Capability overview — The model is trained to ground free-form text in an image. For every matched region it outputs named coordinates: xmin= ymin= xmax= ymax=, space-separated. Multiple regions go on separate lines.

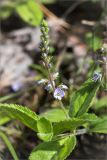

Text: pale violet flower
xmin=53 ymin=88 xmax=65 ymax=100
xmin=59 ymin=84 xmax=68 ymax=90
xmin=44 ymin=81 xmax=55 ymax=92
xmin=11 ymin=81 xmax=23 ymax=92
xmin=92 ymin=72 xmax=102 ymax=82
xmin=44 ymin=83 xmax=53 ymax=92
xmin=37 ymin=79 xmax=48 ymax=84
xmin=48 ymin=63 xmax=52 ymax=68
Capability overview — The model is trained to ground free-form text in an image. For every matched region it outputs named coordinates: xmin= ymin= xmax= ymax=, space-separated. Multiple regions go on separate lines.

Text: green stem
xmin=43 ymin=58 xmax=69 ymax=119
xmin=59 ymin=100 xmax=69 ymax=119
xmin=44 ymin=60 xmax=55 ymax=90
xmin=44 ymin=62 xmax=69 ymax=119
xmin=57 ymin=128 xmax=88 ymax=139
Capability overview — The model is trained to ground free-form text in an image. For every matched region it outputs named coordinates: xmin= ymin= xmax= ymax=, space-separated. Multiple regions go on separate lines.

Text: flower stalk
xmin=39 ymin=19 xmax=69 ymax=118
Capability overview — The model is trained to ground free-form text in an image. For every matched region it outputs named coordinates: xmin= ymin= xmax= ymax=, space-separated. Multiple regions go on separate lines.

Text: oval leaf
xmin=53 ymin=118 xmax=85 ymax=135
xmin=41 ymin=108 xmax=68 ymax=122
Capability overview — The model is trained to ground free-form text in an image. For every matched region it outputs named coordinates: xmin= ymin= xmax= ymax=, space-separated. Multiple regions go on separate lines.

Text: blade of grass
xmin=0 ymin=85 xmax=36 ymax=103
xmin=0 ymin=131 xmax=19 ymax=160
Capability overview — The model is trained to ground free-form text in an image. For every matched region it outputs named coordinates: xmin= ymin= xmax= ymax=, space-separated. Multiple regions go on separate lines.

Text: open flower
xmin=59 ymin=84 xmax=68 ymax=90
xmin=44 ymin=81 xmax=55 ymax=92
xmin=44 ymin=83 xmax=53 ymax=92
xmin=53 ymin=88 xmax=65 ymax=100
xmin=37 ymin=79 xmax=48 ymax=85
xmin=92 ymin=72 xmax=102 ymax=82
xmin=11 ymin=81 xmax=23 ymax=92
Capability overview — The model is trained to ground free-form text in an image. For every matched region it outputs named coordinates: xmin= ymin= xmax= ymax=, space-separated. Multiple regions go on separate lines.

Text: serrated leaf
xmin=0 ymin=103 xmax=39 ymax=132
xmin=29 ymin=135 xmax=76 ymax=160
xmin=41 ymin=108 xmax=68 ymax=122
xmin=53 ymin=118 xmax=85 ymax=135
xmin=79 ymin=113 xmax=99 ymax=122
xmin=89 ymin=116 xmax=107 ymax=133
xmin=16 ymin=0 xmax=43 ymax=26
xmin=78 ymin=113 xmax=99 ymax=129
xmin=53 ymin=113 xmax=99 ymax=136
xmin=69 ymin=79 xmax=100 ymax=117
xmin=37 ymin=117 xmax=53 ymax=141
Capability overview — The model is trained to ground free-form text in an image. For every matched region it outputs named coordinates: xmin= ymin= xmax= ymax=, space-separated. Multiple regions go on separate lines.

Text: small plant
xmin=0 ymin=20 xmax=107 ymax=160
xmin=38 ymin=20 xmax=69 ymax=118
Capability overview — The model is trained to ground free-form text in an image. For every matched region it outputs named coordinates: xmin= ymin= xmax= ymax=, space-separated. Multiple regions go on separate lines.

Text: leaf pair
xmin=0 ymin=104 xmax=77 ymax=160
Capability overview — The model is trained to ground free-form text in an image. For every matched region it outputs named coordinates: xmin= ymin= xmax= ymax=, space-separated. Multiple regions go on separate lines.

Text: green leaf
xmin=94 ymin=96 xmax=107 ymax=110
xmin=37 ymin=117 xmax=53 ymax=141
xmin=69 ymin=79 xmax=100 ymax=117
xmin=79 ymin=113 xmax=99 ymax=122
xmin=0 ymin=103 xmax=39 ymax=132
xmin=53 ymin=118 xmax=85 ymax=135
xmin=78 ymin=113 xmax=99 ymax=129
xmin=0 ymin=111 xmax=11 ymax=125
xmin=53 ymin=113 xmax=99 ymax=136
xmin=29 ymin=135 xmax=76 ymax=160
xmin=89 ymin=116 xmax=107 ymax=133
xmin=0 ymin=131 xmax=19 ymax=160
xmin=41 ymin=108 xmax=68 ymax=122
xmin=16 ymin=0 xmax=43 ymax=26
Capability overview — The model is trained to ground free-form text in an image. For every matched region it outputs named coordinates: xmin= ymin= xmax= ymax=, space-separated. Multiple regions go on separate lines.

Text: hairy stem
xmin=44 ymin=60 xmax=69 ymax=119
xmin=57 ymin=128 xmax=88 ymax=138
xmin=44 ymin=60 xmax=55 ymax=90
xmin=59 ymin=100 xmax=70 ymax=119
